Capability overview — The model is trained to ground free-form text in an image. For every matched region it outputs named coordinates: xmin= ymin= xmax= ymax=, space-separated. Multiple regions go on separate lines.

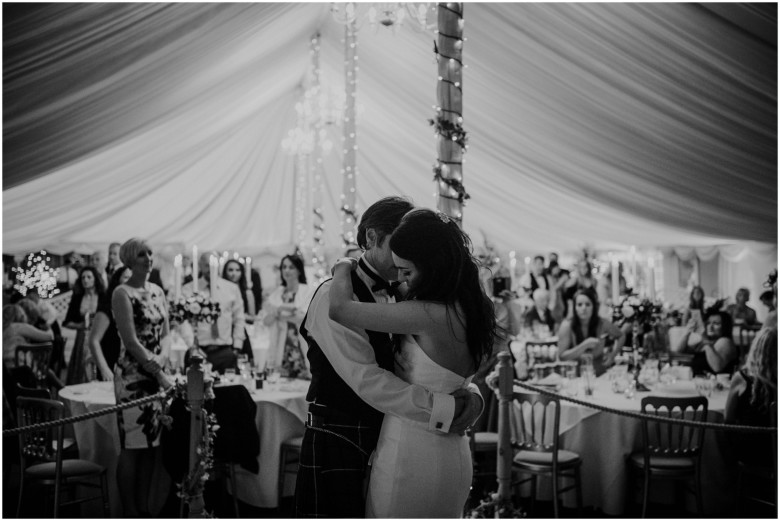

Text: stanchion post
xmin=186 ymin=355 xmax=206 ymax=518
xmin=496 ymin=350 xmax=514 ymax=503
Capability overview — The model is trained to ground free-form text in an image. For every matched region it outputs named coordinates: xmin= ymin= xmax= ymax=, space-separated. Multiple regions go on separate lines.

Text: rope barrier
xmin=4 ymin=387 xmax=175 ymax=437
xmin=513 ymin=379 xmax=777 ymax=433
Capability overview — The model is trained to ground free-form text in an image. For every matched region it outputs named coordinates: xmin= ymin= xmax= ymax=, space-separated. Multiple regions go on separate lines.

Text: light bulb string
xmin=435 ymin=31 xmax=462 ymax=41
xmin=436 ymin=52 xmax=463 ymax=66
xmin=437 ymin=107 xmax=463 ymax=118
xmin=438 ymin=3 xmax=463 ymax=18
xmin=439 ymin=78 xmax=462 ymax=92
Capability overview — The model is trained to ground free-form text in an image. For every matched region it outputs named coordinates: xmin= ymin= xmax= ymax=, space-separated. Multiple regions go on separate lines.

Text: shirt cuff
xmin=429 ymin=393 xmax=455 ymax=433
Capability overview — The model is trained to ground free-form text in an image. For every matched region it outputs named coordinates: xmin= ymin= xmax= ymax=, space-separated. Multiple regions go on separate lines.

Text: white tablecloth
xmin=512 ymin=376 xmax=732 ymax=516
xmin=59 ymin=379 xmax=308 ymax=515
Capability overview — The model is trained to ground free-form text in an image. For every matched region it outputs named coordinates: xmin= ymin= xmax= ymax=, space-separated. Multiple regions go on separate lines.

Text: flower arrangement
xmin=466 ymin=492 xmax=525 ymax=518
xmin=169 ymin=294 xmax=221 ymax=325
xmin=612 ymin=295 xmax=663 ymax=327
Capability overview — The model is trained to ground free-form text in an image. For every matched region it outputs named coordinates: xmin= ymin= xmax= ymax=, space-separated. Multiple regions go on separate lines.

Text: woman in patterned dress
xmin=112 ymin=238 xmax=173 ymax=517
xmin=262 ymin=254 xmax=312 ymax=377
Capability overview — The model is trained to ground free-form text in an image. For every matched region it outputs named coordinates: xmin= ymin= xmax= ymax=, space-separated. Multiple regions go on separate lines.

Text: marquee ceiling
xmin=3 ymin=3 xmax=777 ymax=258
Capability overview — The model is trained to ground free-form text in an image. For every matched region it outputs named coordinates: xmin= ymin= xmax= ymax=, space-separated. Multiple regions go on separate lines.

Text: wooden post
xmin=186 ymin=354 xmax=206 ymax=518
xmin=495 ymin=350 xmax=514 ymax=503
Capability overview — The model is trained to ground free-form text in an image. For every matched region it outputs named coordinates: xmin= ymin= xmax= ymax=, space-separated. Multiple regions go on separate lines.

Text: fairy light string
xmin=432 ymin=2 xmax=468 ymax=225
xmin=340 ymin=17 xmax=359 ymax=249
xmin=309 ymin=33 xmax=327 ymax=279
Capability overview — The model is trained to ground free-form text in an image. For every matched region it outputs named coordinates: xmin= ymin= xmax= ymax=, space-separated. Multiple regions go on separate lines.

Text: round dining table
xmin=510 ymin=372 xmax=735 ymax=516
xmin=59 ymin=378 xmax=308 ymax=516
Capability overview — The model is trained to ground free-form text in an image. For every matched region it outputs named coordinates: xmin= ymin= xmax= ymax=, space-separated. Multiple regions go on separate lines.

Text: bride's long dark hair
xmin=388 ymin=208 xmax=496 ymax=370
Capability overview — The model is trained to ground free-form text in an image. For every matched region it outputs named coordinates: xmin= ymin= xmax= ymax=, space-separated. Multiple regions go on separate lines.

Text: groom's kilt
xmin=294 ymin=405 xmax=381 ymax=518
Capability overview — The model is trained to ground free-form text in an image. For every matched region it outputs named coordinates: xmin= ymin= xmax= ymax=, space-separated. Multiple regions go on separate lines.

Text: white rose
xmin=188 ymin=302 xmax=202 ymax=315
xmin=622 ymin=304 xmax=635 ymax=318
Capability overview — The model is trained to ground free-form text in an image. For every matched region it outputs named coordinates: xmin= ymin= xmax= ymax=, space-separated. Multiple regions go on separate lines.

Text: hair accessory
xmin=437 ymin=212 xmax=451 ymax=224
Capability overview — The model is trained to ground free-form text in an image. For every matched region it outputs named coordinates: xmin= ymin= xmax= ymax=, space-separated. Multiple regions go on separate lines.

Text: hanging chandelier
xmin=330 ymin=2 xmax=435 ymax=31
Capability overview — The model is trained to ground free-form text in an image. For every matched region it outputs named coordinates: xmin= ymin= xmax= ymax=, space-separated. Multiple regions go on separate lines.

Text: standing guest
xmin=222 ymin=259 xmax=256 ymax=363
xmin=55 ymin=253 xmax=80 ymax=293
xmin=261 ymin=254 xmax=312 ymax=377
xmin=523 ymin=288 xmax=556 ymax=334
xmin=106 ymin=242 xmax=123 ymax=279
xmin=725 ymin=326 xmax=777 ymax=499
xmin=563 ymin=259 xmax=597 ymax=318
xmin=91 ymin=249 xmax=109 ymax=287
xmin=517 ymin=255 xmax=551 ymax=297
xmin=3 ymin=303 xmax=53 ymax=366
xmin=64 ymin=266 xmax=106 ymax=384
xmin=547 ymin=260 xmax=570 ymax=325
xmin=682 ymin=285 xmax=707 ymax=328
xmin=558 ymin=288 xmax=625 ymax=376
xmin=87 ymin=266 xmax=132 ymax=381
xmin=726 ymin=287 xmax=758 ymax=326
xmin=676 ymin=310 xmax=738 ymax=375
xmin=545 ymin=252 xmax=559 ymax=275
xmin=249 ymin=266 xmax=263 ymax=312
xmin=181 ymin=252 xmax=245 ymax=372
xmin=112 ymin=238 xmax=172 ymax=518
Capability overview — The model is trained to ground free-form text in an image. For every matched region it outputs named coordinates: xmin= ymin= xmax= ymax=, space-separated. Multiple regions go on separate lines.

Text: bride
xmin=329 ymin=208 xmax=497 ymax=518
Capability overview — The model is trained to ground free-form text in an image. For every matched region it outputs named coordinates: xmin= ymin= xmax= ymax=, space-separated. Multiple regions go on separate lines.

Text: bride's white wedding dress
xmin=366 ymin=335 xmax=473 ymax=518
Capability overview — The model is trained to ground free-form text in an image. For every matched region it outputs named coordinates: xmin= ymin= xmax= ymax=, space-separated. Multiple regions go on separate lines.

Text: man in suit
xmin=524 ymin=288 xmax=556 ymax=334
xmin=294 ymin=196 xmax=483 ymax=517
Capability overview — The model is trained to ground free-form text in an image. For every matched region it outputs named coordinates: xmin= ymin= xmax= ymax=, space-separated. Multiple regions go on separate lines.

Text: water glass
xmin=224 ymin=368 xmax=237 ymax=382
xmin=565 ymin=370 xmax=579 ymax=397
xmin=694 ymin=376 xmax=713 ymax=397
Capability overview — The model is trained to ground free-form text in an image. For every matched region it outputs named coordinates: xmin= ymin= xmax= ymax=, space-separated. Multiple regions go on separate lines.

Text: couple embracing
xmin=294 ymin=196 xmax=498 ymax=518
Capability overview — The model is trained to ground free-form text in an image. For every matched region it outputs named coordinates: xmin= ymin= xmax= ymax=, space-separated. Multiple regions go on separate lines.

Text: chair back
xmin=525 ymin=339 xmax=559 ymax=366
xmin=639 ymin=396 xmax=708 ymax=459
xmin=14 ymin=343 xmax=53 ymax=387
xmin=16 ymin=382 xmax=52 ymax=400
xmin=510 ymin=391 xmax=561 ymax=455
xmin=16 ymin=397 xmax=66 ymax=471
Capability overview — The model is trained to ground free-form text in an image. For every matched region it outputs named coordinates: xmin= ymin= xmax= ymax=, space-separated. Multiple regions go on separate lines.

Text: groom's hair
xmin=356 ymin=196 xmax=414 ymax=250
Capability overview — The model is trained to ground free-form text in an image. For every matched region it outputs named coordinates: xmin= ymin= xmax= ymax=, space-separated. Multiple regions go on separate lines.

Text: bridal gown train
xmin=366 ymin=335 xmax=473 ymax=518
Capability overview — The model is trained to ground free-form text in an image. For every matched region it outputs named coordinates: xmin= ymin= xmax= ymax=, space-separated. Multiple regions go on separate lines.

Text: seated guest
xmin=2 ymin=303 xmax=54 ymax=366
xmin=726 ymin=287 xmax=758 ymax=326
xmin=681 ymin=285 xmax=706 ymax=329
xmin=222 ymin=259 xmax=256 ymax=363
xmin=558 ymin=288 xmax=625 ymax=376
xmin=523 ymin=288 xmax=556 ymax=334
xmin=675 ymin=310 xmax=738 ymax=375
xmin=725 ymin=327 xmax=777 ymax=475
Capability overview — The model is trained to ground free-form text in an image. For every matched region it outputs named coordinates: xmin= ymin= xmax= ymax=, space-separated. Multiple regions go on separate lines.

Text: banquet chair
xmin=627 ymin=396 xmax=708 ymax=517
xmin=15 ymin=343 xmax=53 ymax=388
xmin=738 ymin=324 xmax=763 ymax=363
xmin=510 ymin=391 xmax=583 ymax=518
xmin=15 ymin=383 xmax=79 ymax=457
xmin=278 ymin=435 xmax=303 ymax=510
xmin=15 ymin=397 xmax=109 ymax=517
xmin=468 ymin=387 xmax=500 ymax=486
xmin=735 ymin=402 xmax=777 ymax=516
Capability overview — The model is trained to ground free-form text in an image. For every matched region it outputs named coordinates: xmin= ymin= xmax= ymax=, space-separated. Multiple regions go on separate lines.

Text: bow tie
xmin=358 ymin=258 xmax=401 ymax=298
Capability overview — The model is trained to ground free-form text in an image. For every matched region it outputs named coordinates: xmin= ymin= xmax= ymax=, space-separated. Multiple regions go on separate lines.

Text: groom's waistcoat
xmin=301 ymin=270 xmax=395 ymax=428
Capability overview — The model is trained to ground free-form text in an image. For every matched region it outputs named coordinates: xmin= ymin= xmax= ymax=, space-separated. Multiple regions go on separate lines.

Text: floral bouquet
xmin=466 ymin=492 xmax=525 ymax=518
xmin=612 ymin=295 xmax=663 ymax=327
xmin=169 ymin=294 xmax=221 ymax=325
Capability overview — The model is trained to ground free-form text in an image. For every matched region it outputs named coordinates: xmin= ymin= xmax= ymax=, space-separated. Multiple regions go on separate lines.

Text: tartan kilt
xmin=294 ymin=412 xmax=381 ymax=518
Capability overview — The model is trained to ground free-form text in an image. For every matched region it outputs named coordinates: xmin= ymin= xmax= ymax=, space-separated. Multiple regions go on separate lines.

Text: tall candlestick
xmin=209 ymin=255 xmax=218 ymax=296
xmin=648 ymin=256 xmax=656 ymax=301
xmin=192 ymin=245 xmax=199 ymax=293
xmin=245 ymin=257 xmax=253 ymax=289
xmin=219 ymin=251 xmax=227 ymax=274
xmin=509 ymin=251 xmax=517 ymax=293
xmin=173 ymin=254 xmax=182 ymax=301
xmin=629 ymin=245 xmax=637 ymax=291
xmin=611 ymin=255 xmax=620 ymax=305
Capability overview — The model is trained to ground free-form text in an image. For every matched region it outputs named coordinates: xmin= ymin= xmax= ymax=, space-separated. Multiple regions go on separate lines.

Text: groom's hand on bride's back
xmin=449 ymin=388 xmax=484 ymax=435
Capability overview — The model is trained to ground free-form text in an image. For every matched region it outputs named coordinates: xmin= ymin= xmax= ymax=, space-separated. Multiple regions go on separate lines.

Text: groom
xmin=294 ymin=196 xmax=484 ymax=518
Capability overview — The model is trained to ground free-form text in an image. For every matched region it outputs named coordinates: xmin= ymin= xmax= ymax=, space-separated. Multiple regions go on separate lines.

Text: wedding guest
xmin=547 ymin=260 xmax=569 ymax=325
xmin=181 ymin=252 xmax=245 ymax=372
xmin=22 ymin=291 xmax=65 ymax=374
xmin=517 ymin=255 xmax=551 ymax=297
xmin=55 ymin=253 xmax=79 ymax=293
xmin=222 ymin=259 xmax=256 ymax=362
xmin=112 ymin=238 xmax=172 ymax=517
xmin=675 ymin=310 xmax=738 ymax=375
xmin=563 ymin=259 xmax=597 ymax=318
xmin=2 ymin=303 xmax=53 ymax=366
xmin=523 ymin=288 xmax=556 ymax=334
xmin=90 ymin=249 xmax=109 ymax=287
xmin=759 ymin=290 xmax=774 ymax=314
xmin=558 ymin=288 xmax=624 ymax=376
xmin=64 ymin=266 xmax=106 ymax=384
xmin=261 ymin=254 xmax=312 ymax=377
xmin=725 ymin=327 xmax=777 ymax=488
xmin=682 ymin=285 xmax=706 ymax=327
xmin=726 ymin=287 xmax=758 ymax=326
xmin=87 ymin=266 xmax=132 ymax=381
xmin=106 ymin=242 xmax=123 ymax=279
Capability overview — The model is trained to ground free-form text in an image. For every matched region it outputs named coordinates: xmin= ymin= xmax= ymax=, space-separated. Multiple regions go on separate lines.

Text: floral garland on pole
xmin=433 ymin=2 xmax=467 ymax=225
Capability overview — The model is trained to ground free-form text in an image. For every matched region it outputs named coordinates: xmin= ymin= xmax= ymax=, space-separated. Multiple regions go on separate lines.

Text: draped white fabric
xmin=3 ymin=3 xmax=776 ymax=257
